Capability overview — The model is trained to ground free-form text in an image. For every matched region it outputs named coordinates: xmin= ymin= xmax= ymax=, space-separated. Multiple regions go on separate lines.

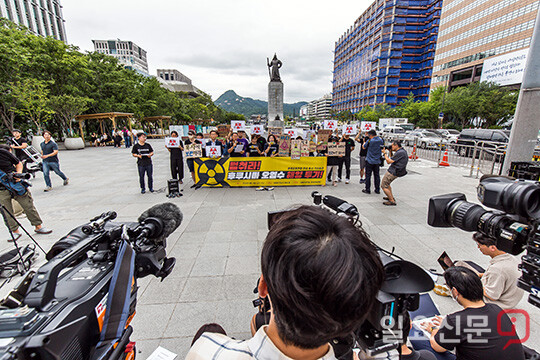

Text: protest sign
xmin=251 ymin=125 xmax=263 ymax=135
xmin=360 ymin=121 xmax=376 ymax=132
xmin=317 ymin=129 xmax=332 ymax=151
xmin=268 ymin=127 xmax=283 ymax=136
xmin=309 ymin=141 xmax=317 ymax=153
xmin=301 ymin=140 xmax=310 ymax=157
xmin=231 ymin=120 xmax=246 ymax=131
xmin=285 ymin=129 xmax=297 ymax=138
xmin=217 ymin=125 xmax=230 ymax=138
xmin=205 ymin=145 xmax=221 ymax=158
xmin=327 ymin=142 xmax=346 ymax=157
xmin=342 ymin=124 xmax=357 ymax=135
xmin=323 ymin=120 xmax=338 ymax=130
xmin=165 ymin=137 xmax=180 ymax=148
xmin=291 ymin=140 xmax=302 ymax=160
xmin=279 ymin=134 xmax=291 ymax=157
xmin=185 ymin=143 xmax=203 ymax=158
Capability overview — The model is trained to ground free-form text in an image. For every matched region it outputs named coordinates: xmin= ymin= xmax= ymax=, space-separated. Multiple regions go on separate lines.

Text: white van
xmin=382 ymin=126 xmax=406 ymax=140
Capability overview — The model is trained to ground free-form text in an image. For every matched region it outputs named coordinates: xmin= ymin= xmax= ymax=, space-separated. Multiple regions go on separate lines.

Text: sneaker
xmin=149 ymin=189 xmax=154 ymax=193
xmin=44 ymin=187 xmax=52 ymax=192
xmin=374 ymin=190 xmax=381 ymax=194
xmin=359 ymin=179 xmax=366 ymax=184
xmin=362 ymin=189 xmax=371 ymax=194
xmin=345 ymin=179 xmax=350 ymax=184
xmin=63 ymin=178 xmax=69 ymax=186
xmin=35 ymin=227 xmax=52 ymax=234
xmin=141 ymin=189 xmax=146 ymax=194
xmin=265 ymin=187 xmax=274 ymax=191
xmin=256 ymin=187 xmax=265 ymax=191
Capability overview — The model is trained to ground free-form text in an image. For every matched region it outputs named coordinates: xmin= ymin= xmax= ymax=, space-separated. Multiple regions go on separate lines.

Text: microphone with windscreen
xmin=136 ymin=202 xmax=183 ymax=245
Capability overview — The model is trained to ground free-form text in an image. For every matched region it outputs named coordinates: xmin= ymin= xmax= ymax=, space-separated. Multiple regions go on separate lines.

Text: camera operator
xmin=187 ymin=205 xmax=385 ymax=360
xmin=472 ymin=232 xmax=523 ymax=309
xmin=423 ymin=266 xmax=524 ymax=360
xmin=381 ymin=141 xmax=408 ymax=206
xmin=0 ymin=144 xmax=52 ymax=240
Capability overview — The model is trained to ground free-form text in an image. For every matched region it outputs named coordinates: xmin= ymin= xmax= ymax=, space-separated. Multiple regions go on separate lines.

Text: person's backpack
xmin=0 ymin=244 xmax=37 ymax=278
xmin=0 ymin=169 xmax=29 ymax=196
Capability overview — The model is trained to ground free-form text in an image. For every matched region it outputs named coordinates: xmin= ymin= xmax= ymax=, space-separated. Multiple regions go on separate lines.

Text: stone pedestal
xmin=268 ymin=81 xmax=284 ymax=128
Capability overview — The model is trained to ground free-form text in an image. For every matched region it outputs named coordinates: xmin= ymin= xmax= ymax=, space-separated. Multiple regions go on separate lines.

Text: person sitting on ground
xmin=473 ymin=232 xmax=524 ymax=309
xmin=401 ymin=311 xmax=437 ymax=360
xmin=381 ymin=140 xmax=408 ymax=206
xmin=187 ymin=205 xmax=384 ymax=360
xmin=423 ymin=266 xmax=524 ymax=360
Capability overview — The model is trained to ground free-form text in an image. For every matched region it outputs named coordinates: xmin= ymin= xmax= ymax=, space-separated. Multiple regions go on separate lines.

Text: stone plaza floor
xmin=0 ymin=139 xmax=538 ymax=358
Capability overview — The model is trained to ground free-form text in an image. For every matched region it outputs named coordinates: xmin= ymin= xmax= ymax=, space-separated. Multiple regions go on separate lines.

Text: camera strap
xmin=95 ymin=240 xmax=135 ymax=359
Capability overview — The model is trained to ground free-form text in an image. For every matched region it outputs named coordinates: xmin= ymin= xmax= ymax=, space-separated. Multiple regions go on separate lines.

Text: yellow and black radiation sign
xmin=194 ymin=157 xmax=230 ymax=187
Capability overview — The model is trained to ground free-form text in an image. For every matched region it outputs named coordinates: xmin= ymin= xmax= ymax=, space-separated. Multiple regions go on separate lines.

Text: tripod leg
xmin=0 ymin=206 xmax=28 ymax=273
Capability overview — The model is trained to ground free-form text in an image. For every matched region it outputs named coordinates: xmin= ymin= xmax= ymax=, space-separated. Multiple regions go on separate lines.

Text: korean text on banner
xmin=194 ymin=157 xmax=327 ymax=187
xmin=360 ymin=121 xmax=376 ymax=132
xmin=185 ymin=143 xmax=203 ymax=158
xmin=342 ymin=124 xmax=357 ymax=135
xmin=231 ymin=120 xmax=246 ymax=131
xmin=165 ymin=137 xmax=180 ymax=148
xmin=323 ymin=120 xmax=338 ymax=130
xmin=327 ymin=142 xmax=346 ymax=156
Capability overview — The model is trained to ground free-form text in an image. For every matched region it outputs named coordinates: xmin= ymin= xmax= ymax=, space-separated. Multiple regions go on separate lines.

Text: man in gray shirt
xmin=381 ymin=141 xmax=408 ymax=206
xmin=473 ymin=232 xmax=523 ymax=309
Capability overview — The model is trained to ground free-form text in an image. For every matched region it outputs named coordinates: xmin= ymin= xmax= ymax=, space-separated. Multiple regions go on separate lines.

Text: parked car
xmin=455 ymin=129 xmax=509 ymax=157
xmin=404 ymin=130 xmax=446 ymax=149
xmin=382 ymin=126 xmax=406 ymax=141
xmin=434 ymin=129 xmax=460 ymax=143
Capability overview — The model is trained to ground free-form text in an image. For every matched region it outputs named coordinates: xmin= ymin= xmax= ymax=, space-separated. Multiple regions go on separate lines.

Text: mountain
xmin=215 ymin=90 xmax=307 ymax=118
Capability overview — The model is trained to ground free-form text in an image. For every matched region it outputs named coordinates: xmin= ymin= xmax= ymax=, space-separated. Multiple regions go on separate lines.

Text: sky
xmin=62 ymin=0 xmax=373 ymax=103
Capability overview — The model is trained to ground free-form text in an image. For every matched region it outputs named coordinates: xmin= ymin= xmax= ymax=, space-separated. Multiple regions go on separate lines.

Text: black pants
xmin=338 ymin=157 xmax=351 ymax=180
xmin=138 ymin=164 xmax=153 ymax=191
xmin=365 ymin=162 xmax=380 ymax=192
xmin=171 ymin=157 xmax=184 ymax=180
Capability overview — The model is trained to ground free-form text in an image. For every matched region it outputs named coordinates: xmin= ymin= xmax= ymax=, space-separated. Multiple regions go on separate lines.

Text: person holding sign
xmin=324 ymin=134 xmax=341 ymax=187
xmin=205 ymin=130 xmax=223 ymax=158
xmin=227 ymin=132 xmax=245 ymax=157
xmin=131 ymin=133 xmax=154 ymax=194
xmin=355 ymin=132 xmax=369 ymax=184
xmin=166 ymin=131 xmax=184 ymax=183
xmin=185 ymin=130 xmax=202 ymax=187
xmin=264 ymin=135 xmax=279 ymax=157
xmin=337 ymin=134 xmax=355 ymax=184
xmin=247 ymin=136 xmax=264 ymax=157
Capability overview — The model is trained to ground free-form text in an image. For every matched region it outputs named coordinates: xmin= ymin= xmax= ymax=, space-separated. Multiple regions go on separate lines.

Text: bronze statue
xmin=267 ymin=54 xmax=282 ymax=82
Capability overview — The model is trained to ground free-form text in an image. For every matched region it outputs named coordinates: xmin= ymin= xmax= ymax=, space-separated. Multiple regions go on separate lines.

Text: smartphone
xmin=437 ymin=251 xmax=454 ymax=271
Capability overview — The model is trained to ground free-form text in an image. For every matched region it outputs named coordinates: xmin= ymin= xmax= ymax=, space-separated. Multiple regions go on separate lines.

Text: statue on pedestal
xmin=267 ymin=54 xmax=283 ymax=82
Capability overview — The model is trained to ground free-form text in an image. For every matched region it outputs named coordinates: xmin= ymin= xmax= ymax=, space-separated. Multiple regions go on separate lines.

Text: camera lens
xmin=448 ymin=201 xmax=487 ymax=231
xmin=479 ymin=178 xmax=540 ymax=219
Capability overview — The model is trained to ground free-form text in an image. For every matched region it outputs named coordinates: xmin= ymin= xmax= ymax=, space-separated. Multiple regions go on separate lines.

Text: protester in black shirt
xmin=256 ymin=134 xmax=267 ymax=152
xmin=10 ymin=129 xmax=28 ymax=161
xmin=227 ymin=132 xmax=245 ymax=157
xmin=113 ymin=130 xmax=123 ymax=148
xmin=131 ymin=133 xmax=154 ymax=194
xmin=0 ymin=145 xmax=52 ymax=240
xmin=424 ymin=266 xmax=525 ymax=360
xmin=401 ymin=312 xmax=437 ymax=360
xmin=355 ymin=132 xmax=369 ymax=184
xmin=264 ymin=135 xmax=279 ymax=157
xmin=166 ymin=131 xmax=184 ymax=183
xmin=184 ymin=131 xmax=201 ymax=187
xmin=247 ymin=136 xmax=263 ymax=157
xmin=337 ymin=134 xmax=355 ymax=184
xmin=381 ymin=141 xmax=408 ymax=206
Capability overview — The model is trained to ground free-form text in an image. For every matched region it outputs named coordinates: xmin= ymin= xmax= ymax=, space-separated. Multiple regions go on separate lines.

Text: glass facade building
xmin=332 ymin=0 xmax=441 ymax=113
xmin=93 ymin=39 xmax=149 ymax=76
xmin=0 ymin=0 xmax=67 ymax=42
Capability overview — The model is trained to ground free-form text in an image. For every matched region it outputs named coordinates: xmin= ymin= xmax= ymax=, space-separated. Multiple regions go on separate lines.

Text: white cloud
xmin=62 ymin=0 xmax=373 ymax=102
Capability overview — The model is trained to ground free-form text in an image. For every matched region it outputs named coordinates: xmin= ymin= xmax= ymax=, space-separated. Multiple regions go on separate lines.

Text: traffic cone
xmin=409 ymin=144 xmax=418 ymax=160
xmin=439 ymin=150 xmax=450 ymax=167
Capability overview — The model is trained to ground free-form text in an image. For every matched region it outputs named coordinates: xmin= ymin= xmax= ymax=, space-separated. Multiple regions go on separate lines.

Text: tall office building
xmin=332 ymin=0 xmax=441 ymax=113
xmin=430 ymin=0 xmax=539 ymax=90
xmin=92 ymin=39 xmax=149 ymax=76
xmin=156 ymin=69 xmax=201 ymax=97
xmin=0 ymin=0 xmax=67 ymax=42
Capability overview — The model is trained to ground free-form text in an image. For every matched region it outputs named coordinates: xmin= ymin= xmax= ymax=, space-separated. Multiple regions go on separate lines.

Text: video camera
xmin=428 ymin=176 xmax=540 ymax=308
xmin=6 ymin=172 xmax=32 ymax=188
xmin=262 ymin=193 xmax=434 ymax=357
xmin=0 ymin=202 xmax=181 ymax=360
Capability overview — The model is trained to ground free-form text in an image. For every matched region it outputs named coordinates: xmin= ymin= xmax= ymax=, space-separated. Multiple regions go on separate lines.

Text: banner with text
xmin=194 ymin=157 xmax=327 ymax=187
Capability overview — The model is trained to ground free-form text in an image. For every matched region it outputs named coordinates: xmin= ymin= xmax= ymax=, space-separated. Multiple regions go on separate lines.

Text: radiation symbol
xmin=194 ymin=158 xmax=230 ymax=187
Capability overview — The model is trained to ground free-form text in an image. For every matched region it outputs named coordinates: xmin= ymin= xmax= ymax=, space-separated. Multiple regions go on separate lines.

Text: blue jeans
xmin=138 ymin=164 xmax=153 ymax=191
xmin=124 ymin=135 xmax=131 ymax=147
xmin=43 ymin=161 xmax=67 ymax=187
xmin=365 ymin=162 xmax=380 ymax=192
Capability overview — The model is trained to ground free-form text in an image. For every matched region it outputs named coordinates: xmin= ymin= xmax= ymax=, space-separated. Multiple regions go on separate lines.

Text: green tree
xmin=10 ymin=78 xmax=54 ymax=133
xmin=49 ymin=94 xmax=93 ymax=135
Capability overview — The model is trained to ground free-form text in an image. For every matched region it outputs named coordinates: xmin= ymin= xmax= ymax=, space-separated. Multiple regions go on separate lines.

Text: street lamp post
xmin=502 ymin=7 xmax=540 ymax=174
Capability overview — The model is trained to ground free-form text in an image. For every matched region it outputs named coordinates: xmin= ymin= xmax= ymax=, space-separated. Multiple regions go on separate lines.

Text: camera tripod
xmin=0 ymin=202 xmax=45 ymax=274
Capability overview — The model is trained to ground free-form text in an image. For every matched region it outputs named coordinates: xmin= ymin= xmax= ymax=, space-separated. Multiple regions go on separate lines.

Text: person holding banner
xmin=238 ymin=131 xmax=250 ymax=156
xmin=247 ymin=136 xmax=264 ymax=157
xmin=185 ymin=130 xmax=202 ymax=187
xmin=227 ymin=132 xmax=246 ymax=157
xmin=337 ymin=134 xmax=355 ymax=184
xmin=166 ymin=131 xmax=184 ymax=183
xmin=362 ymin=130 xmax=384 ymax=195
xmin=264 ymin=135 xmax=279 ymax=157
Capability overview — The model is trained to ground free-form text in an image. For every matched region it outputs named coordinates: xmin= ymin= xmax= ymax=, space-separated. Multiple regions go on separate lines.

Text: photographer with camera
xmin=381 ymin=141 xmax=408 ymax=206
xmin=0 ymin=145 xmax=52 ymax=241
xmin=423 ymin=266 xmax=524 ymax=360
xmin=187 ymin=205 xmax=385 ymax=360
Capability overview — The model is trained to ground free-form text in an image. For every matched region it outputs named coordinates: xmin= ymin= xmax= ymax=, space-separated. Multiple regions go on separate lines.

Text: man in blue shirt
xmin=40 ymin=131 xmax=69 ymax=192
xmin=362 ymin=130 xmax=384 ymax=194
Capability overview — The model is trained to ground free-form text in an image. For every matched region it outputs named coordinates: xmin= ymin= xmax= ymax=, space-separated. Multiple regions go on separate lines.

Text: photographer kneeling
xmin=0 ymin=145 xmax=51 ymax=240
xmin=381 ymin=141 xmax=408 ymax=206
xmin=187 ymin=205 xmax=384 ymax=360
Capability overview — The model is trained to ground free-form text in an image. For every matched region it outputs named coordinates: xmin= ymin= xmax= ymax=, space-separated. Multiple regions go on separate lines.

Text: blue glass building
xmin=332 ymin=0 xmax=442 ymax=113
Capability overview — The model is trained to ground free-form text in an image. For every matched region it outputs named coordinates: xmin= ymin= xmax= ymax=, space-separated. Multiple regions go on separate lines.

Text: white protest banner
xmin=251 ymin=124 xmax=263 ymax=135
xmin=342 ymin=124 xmax=357 ymax=135
xmin=231 ymin=120 xmax=246 ymax=132
xmin=323 ymin=120 xmax=338 ymax=130
xmin=185 ymin=143 xmax=203 ymax=158
xmin=285 ymin=129 xmax=297 ymax=138
xmin=205 ymin=145 xmax=221 ymax=158
xmin=165 ymin=137 xmax=180 ymax=148
xmin=327 ymin=142 xmax=346 ymax=157
xmin=360 ymin=121 xmax=376 ymax=132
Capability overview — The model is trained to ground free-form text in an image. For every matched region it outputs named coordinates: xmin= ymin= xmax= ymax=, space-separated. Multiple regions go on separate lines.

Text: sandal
xmin=383 ymin=201 xmax=397 ymax=206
